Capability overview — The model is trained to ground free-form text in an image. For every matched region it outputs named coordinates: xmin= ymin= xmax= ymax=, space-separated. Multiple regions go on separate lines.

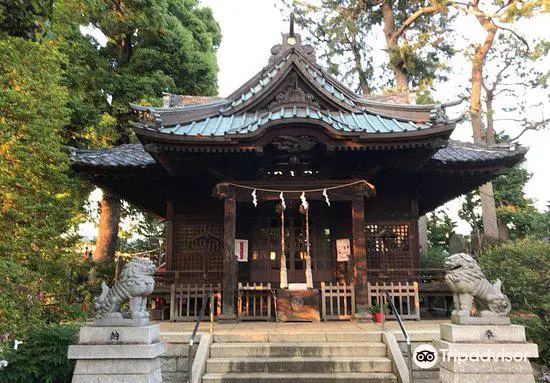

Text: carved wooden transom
xmin=270 ymin=135 xmax=319 ymax=153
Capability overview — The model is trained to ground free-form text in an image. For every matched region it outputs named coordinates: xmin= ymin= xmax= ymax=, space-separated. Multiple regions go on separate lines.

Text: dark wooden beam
xmin=410 ymin=198 xmax=420 ymax=270
xmin=213 ymin=179 xmax=376 ymax=202
xmin=220 ymin=192 xmax=237 ymax=321
xmin=352 ymin=195 xmax=369 ymax=319
xmin=165 ymin=200 xmax=174 ymax=270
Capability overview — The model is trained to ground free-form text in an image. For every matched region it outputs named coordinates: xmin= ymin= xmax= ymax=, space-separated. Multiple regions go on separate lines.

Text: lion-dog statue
xmin=444 ymin=253 xmax=511 ymax=317
xmin=94 ymin=256 xmax=156 ymax=319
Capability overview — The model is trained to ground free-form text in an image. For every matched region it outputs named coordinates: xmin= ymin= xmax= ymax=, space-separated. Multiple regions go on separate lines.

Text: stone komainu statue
xmin=444 ymin=253 xmax=511 ymax=317
xmin=94 ymin=256 xmax=156 ymax=319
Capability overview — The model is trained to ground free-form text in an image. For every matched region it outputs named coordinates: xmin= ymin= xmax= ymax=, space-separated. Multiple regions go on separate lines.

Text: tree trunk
xmin=381 ymin=0 xmax=409 ymax=90
xmin=485 ymin=90 xmax=496 ymax=145
xmin=418 ymin=215 xmax=429 ymax=254
xmin=479 ymin=182 xmax=499 ymax=240
xmin=470 ymin=12 xmax=498 ymax=240
xmin=349 ymin=31 xmax=370 ymax=95
xmin=94 ymin=190 xmax=122 ymax=263
xmin=498 ymin=218 xmax=510 ymax=242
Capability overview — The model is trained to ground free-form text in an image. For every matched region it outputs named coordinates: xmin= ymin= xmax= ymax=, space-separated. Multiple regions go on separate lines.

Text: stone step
xmin=202 ymin=372 xmax=397 ymax=383
xmin=213 ymin=332 xmax=382 ymax=343
xmin=210 ymin=342 xmax=387 ymax=358
xmin=206 ymin=357 xmax=392 ymax=374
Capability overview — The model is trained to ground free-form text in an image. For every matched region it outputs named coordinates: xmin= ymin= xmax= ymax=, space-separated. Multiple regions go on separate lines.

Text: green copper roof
xmin=156 ymin=107 xmax=429 ymax=137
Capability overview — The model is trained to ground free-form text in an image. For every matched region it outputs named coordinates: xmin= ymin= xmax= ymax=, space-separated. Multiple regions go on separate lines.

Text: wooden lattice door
xmin=249 ymin=208 xmax=335 ymax=284
xmin=365 ymin=223 xmax=411 ymax=278
xmin=173 ymin=220 xmax=223 ymax=284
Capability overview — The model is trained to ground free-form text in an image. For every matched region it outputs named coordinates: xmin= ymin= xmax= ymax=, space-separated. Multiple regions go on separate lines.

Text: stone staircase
xmin=201 ymin=332 xmax=397 ymax=383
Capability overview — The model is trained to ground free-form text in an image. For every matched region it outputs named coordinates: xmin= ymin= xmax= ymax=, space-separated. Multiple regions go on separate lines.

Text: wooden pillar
xmin=220 ymin=193 xmax=237 ymax=321
xmin=352 ymin=195 xmax=368 ymax=318
xmin=410 ymin=199 xmax=421 ymax=271
xmin=165 ymin=200 xmax=174 ymax=271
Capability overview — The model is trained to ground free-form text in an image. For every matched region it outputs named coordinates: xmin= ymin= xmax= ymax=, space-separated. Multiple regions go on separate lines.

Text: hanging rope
xmin=305 ymin=206 xmax=313 ymax=288
xmin=223 ymin=179 xmax=375 ymax=194
xmin=280 ymin=206 xmax=288 ymax=289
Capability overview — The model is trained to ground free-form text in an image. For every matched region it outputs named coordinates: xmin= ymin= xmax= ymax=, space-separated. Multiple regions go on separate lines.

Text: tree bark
xmin=349 ymin=3 xmax=371 ymax=95
xmin=485 ymin=90 xmax=496 ymax=145
xmin=479 ymin=182 xmax=499 ymax=240
xmin=94 ymin=190 xmax=122 ymax=263
xmin=470 ymin=10 xmax=499 ymax=240
xmin=418 ymin=215 xmax=429 ymax=254
xmin=381 ymin=1 xmax=409 ymax=90
xmin=470 ymin=11 xmax=497 ymax=143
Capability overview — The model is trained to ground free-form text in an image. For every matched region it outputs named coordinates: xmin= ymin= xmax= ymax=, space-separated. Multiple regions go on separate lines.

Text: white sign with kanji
xmin=235 ymin=239 xmax=248 ymax=262
xmin=336 ymin=238 xmax=351 ymax=262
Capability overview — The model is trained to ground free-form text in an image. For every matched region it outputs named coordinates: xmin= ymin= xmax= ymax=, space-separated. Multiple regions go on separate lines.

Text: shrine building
xmin=71 ymin=27 xmax=526 ymax=321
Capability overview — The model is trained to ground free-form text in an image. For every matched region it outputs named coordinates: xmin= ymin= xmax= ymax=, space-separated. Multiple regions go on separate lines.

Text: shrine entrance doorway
xmin=241 ymin=201 xmax=336 ymax=285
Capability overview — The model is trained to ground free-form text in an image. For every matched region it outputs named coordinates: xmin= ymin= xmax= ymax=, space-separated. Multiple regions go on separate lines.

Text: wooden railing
xmin=367 ymin=281 xmax=420 ymax=320
xmin=169 ymin=283 xmax=222 ymax=322
xmin=237 ymin=282 xmax=272 ymax=321
xmin=320 ymin=282 xmax=355 ymax=321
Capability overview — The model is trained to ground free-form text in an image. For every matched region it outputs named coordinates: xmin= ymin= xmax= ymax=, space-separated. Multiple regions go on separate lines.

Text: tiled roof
xmin=70 ymin=141 xmax=526 ymax=169
xmin=162 ymin=94 xmax=226 ymax=108
xmin=432 ymin=141 xmax=527 ymax=164
xmin=69 ymin=144 xmax=155 ymax=168
xmin=157 ymin=107 xmax=430 ymax=136
xmin=228 ymin=57 xmax=289 ymax=109
xmin=299 ymin=59 xmax=356 ymax=107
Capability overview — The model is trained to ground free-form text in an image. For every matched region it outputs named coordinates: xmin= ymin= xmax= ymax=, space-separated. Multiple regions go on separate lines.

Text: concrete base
xmin=437 ymin=322 xmax=538 ymax=383
xmin=354 ymin=307 xmax=372 ymax=321
xmin=93 ymin=317 xmax=150 ymax=327
xmin=451 ymin=315 xmax=510 ymax=325
xmin=440 ymin=323 xmax=525 ymax=343
xmin=217 ymin=312 xmax=237 ymax=323
xmin=68 ymin=323 xmax=166 ymax=382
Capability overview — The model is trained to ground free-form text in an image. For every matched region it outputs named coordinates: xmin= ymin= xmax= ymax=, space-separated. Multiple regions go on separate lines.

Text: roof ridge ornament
xmin=269 ymin=14 xmax=316 ymax=64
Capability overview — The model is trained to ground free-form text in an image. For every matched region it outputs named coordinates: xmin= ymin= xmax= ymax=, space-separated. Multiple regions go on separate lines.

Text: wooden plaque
xmin=276 ymin=289 xmax=320 ymax=322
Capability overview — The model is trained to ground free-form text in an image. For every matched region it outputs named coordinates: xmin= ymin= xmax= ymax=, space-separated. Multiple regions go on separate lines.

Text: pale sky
xmin=80 ymin=1 xmax=549 ymax=237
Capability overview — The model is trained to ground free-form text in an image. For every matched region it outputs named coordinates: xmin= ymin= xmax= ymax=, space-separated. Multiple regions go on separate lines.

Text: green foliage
xmin=421 ymin=246 xmax=448 ymax=269
xmin=422 ymin=210 xmax=454 ymax=268
xmin=458 ymin=191 xmax=483 ymax=233
xmin=0 ymin=38 xmax=84 ymax=263
xmin=0 ymin=37 xmax=92 ymax=336
xmin=427 ymin=210 xmax=455 ymax=251
xmin=0 ymin=324 xmax=80 ymax=383
xmin=479 ymin=238 xmax=550 ymax=313
xmin=0 ymin=0 xmax=54 ymax=39
xmin=77 ymin=0 xmax=221 ymax=144
xmin=369 ymin=302 xmax=389 ymax=314
xmin=493 ymin=164 xmax=550 ymax=240
xmin=462 ymin=161 xmax=550 ymax=240
xmin=511 ymin=316 xmax=550 ymax=367
xmin=0 ymin=259 xmax=44 ymax=336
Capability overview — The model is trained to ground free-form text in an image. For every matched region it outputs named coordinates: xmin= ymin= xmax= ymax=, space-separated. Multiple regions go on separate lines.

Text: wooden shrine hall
xmin=71 ymin=26 xmax=526 ymax=321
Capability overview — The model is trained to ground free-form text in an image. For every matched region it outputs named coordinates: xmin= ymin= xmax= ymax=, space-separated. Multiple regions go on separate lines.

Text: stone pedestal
xmin=435 ymin=322 xmax=538 ymax=383
xmin=68 ymin=322 xmax=166 ymax=382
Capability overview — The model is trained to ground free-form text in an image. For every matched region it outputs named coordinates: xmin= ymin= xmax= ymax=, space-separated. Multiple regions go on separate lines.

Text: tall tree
xmin=287 ymin=0 xmax=453 ymax=93
xmin=0 ymin=12 xmax=90 ymax=335
xmin=454 ymin=0 xmax=547 ymax=240
xmin=61 ymin=0 xmax=221 ymax=263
